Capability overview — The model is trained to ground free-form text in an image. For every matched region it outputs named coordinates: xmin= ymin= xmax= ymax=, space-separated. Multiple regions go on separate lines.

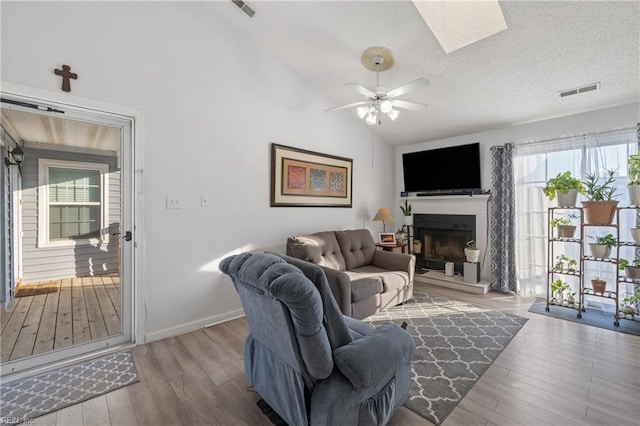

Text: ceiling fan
xmin=326 ymin=46 xmax=430 ymax=125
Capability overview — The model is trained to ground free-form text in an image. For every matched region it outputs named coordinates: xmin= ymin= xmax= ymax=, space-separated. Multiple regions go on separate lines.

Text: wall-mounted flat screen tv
xmin=402 ymin=142 xmax=481 ymax=193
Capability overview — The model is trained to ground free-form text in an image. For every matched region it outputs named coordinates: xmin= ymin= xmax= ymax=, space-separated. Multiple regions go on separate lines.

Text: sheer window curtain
xmin=514 ymin=127 xmax=638 ymax=298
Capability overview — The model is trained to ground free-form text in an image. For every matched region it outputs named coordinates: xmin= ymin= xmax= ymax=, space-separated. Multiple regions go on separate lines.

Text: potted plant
xmin=412 ymin=238 xmax=422 ymax=254
xmin=627 ymin=153 xmax=640 ymax=205
xmin=581 ymin=169 xmax=619 ymax=225
xmin=588 ymin=233 xmax=616 ymax=259
xmin=630 ymin=224 xmax=640 ymax=244
xmin=550 ymin=279 xmax=570 ymax=304
xmin=582 ymin=169 xmax=618 ymax=225
xmin=554 ymin=254 xmax=578 ymax=274
xmin=550 ymin=213 xmax=578 ymax=238
xmin=464 ymin=240 xmax=480 ymax=263
xmin=619 ymin=290 xmax=640 ymax=318
xmin=400 ymin=200 xmax=413 ymax=226
xmin=543 ymin=171 xmax=584 ymax=207
xmin=395 ymin=228 xmax=407 ymax=243
xmin=618 ymin=258 xmax=640 ymax=280
xmin=591 ymin=276 xmax=607 ymax=294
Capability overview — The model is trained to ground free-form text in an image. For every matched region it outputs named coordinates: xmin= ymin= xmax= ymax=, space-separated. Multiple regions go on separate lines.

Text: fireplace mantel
xmin=405 ymin=195 xmax=491 ymax=288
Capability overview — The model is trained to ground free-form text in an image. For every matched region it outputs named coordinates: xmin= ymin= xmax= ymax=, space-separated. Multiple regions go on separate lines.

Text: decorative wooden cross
xmin=54 ymin=64 xmax=77 ymax=92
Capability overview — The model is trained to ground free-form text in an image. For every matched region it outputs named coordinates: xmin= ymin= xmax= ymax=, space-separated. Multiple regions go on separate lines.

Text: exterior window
xmin=39 ymin=159 xmax=109 ymax=246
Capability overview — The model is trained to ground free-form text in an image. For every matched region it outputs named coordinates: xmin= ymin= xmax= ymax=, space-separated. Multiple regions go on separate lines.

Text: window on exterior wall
xmin=514 ymin=128 xmax=637 ymax=298
xmin=38 ymin=159 xmax=109 ymax=247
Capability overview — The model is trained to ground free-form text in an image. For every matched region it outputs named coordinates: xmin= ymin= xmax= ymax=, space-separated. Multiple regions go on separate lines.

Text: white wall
xmin=1 ymin=2 xmax=396 ymax=341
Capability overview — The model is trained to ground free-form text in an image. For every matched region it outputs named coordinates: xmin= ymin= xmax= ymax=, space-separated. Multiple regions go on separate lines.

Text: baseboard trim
xmin=144 ymin=309 xmax=245 ymax=343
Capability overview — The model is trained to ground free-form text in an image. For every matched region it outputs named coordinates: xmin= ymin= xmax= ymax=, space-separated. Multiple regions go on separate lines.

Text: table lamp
xmin=373 ymin=208 xmax=394 ymax=232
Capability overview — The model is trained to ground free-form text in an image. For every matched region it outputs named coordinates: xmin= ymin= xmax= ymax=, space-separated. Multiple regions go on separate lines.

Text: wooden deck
xmin=0 ymin=274 xmax=121 ymax=363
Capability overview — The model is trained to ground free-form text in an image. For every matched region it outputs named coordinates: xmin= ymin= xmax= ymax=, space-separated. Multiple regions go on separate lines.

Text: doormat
xmin=366 ymin=291 xmax=528 ymax=425
xmin=528 ymin=299 xmax=640 ymax=336
xmin=0 ymin=351 xmax=138 ymax=425
xmin=14 ymin=283 xmax=59 ymax=297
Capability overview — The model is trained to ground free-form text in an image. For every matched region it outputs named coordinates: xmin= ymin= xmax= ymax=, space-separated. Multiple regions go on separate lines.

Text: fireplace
xmin=414 ymin=213 xmax=475 ymax=274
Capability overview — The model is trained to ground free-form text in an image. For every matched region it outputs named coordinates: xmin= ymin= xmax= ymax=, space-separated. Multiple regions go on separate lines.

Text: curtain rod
xmin=515 ymin=124 xmax=637 ymax=147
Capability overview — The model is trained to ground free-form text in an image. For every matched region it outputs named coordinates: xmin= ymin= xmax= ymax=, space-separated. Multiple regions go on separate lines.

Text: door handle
xmin=123 ymin=231 xmax=132 ymax=241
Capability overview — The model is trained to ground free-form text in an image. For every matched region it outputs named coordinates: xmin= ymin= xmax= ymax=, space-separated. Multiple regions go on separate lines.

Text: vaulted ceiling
xmin=214 ymin=0 xmax=640 ymax=145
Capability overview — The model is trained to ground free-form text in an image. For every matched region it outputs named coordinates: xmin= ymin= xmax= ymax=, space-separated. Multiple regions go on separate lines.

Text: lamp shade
xmin=373 ymin=208 xmax=394 ymax=223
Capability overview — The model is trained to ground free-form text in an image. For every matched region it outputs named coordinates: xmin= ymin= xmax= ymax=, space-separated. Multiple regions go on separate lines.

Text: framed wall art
xmin=271 ymin=143 xmax=353 ymax=207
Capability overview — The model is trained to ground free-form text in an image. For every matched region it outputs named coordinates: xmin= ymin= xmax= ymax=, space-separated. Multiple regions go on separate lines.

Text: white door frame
xmin=0 ymin=82 xmax=145 ymax=377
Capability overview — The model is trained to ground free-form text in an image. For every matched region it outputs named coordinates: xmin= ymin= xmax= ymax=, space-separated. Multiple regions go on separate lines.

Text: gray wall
xmin=20 ymin=145 xmax=120 ymax=283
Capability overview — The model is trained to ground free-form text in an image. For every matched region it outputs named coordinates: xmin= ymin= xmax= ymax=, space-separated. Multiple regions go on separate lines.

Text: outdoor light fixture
xmin=373 ymin=208 xmax=394 ymax=232
xmin=5 ymin=145 xmax=24 ymax=166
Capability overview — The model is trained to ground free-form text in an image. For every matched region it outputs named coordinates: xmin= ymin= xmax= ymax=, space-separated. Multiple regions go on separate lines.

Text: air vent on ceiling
xmin=559 ymin=82 xmax=600 ymax=98
xmin=232 ymin=0 xmax=255 ymax=18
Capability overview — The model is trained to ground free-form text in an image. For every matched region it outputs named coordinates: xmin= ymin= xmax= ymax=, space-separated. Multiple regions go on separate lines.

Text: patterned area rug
xmin=366 ymin=291 xmax=528 ymax=425
xmin=0 ymin=351 xmax=138 ymax=425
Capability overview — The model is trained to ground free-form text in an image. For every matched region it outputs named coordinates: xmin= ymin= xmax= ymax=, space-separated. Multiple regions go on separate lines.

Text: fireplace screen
xmin=414 ymin=213 xmax=475 ymax=272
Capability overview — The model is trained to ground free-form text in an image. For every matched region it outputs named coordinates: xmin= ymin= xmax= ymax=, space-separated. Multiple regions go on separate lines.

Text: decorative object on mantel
xmin=464 ymin=239 xmax=480 ymax=263
xmin=373 ymin=208 xmax=394 ymax=232
xmin=54 ymin=64 xmax=77 ymax=92
xmin=400 ymin=199 xmax=413 ymax=225
xmin=270 ymin=143 xmax=352 ymax=207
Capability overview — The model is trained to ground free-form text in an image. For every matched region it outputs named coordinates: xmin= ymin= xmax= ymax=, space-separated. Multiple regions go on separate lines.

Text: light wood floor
xmin=0 ymin=275 xmax=121 ymax=363
xmin=18 ymin=282 xmax=640 ymax=426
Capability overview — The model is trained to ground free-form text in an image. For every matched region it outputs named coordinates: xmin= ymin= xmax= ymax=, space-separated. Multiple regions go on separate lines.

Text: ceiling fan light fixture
xmin=387 ymin=109 xmax=399 ymax=121
xmin=356 ymin=106 xmax=369 ymax=119
xmin=380 ymin=100 xmax=393 ymax=113
xmin=365 ymin=111 xmax=377 ymax=126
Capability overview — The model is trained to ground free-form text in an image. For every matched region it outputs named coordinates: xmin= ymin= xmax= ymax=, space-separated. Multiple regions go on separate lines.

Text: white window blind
xmin=38 ymin=159 xmax=109 ymax=247
xmin=48 ymin=167 xmax=101 ymax=240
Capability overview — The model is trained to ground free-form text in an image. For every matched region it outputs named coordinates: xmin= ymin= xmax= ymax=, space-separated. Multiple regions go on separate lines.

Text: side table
xmin=375 ymin=242 xmax=408 ymax=254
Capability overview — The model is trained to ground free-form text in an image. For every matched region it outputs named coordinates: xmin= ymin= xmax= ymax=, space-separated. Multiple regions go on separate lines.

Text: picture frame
xmin=379 ymin=233 xmax=396 ymax=245
xmin=271 ymin=143 xmax=353 ymax=207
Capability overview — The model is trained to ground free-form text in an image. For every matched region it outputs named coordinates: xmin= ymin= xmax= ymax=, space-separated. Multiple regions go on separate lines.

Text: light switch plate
xmin=166 ymin=194 xmax=183 ymax=209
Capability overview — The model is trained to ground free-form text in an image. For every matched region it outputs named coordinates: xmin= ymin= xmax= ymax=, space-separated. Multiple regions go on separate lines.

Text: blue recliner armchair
xmin=220 ymin=252 xmax=414 ymax=426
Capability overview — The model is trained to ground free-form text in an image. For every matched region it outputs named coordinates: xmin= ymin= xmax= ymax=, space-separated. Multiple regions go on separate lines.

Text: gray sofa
xmin=220 ymin=252 xmax=414 ymax=426
xmin=286 ymin=229 xmax=415 ymax=319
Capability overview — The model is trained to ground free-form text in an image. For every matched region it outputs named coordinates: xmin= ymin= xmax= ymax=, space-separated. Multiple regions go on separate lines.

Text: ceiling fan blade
xmin=387 ymin=78 xmax=430 ymax=98
xmin=345 ymin=83 xmax=375 ymax=97
xmin=325 ymin=101 xmax=369 ymax=112
xmin=392 ymin=99 xmax=429 ymax=111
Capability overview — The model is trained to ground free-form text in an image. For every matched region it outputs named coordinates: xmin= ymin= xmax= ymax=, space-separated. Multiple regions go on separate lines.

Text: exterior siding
xmin=20 ymin=145 xmax=120 ymax=283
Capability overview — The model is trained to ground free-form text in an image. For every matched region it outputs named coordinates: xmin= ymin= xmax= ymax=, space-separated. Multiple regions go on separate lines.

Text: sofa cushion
xmin=348 ymin=276 xmax=383 ymax=303
xmin=350 ymin=265 xmax=410 ymax=293
xmin=287 ymin=231 xmax=347 ymax=271
xmin=335 ymin=229 xmax=376 ymax=270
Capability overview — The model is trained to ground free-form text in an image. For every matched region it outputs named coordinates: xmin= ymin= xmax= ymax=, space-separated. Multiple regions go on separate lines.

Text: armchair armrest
xmin=372 ymin=250 xmax=415 ymax=282
xmin=333 ymin=323 xmax=414 ymax=388
xmin=318 ymin=265 xmax=352 ymax=316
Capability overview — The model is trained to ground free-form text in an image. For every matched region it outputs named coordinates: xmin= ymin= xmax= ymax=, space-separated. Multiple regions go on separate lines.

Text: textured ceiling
xmin=213 ymin=0 xmax=640 ymax=145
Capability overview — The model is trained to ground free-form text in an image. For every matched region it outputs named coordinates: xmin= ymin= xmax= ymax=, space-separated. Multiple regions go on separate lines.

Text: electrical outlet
xmin=201 ymin=194 xmax=210 ymax=207
xmin=166 ymin=194 xmax=183 ymax=209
